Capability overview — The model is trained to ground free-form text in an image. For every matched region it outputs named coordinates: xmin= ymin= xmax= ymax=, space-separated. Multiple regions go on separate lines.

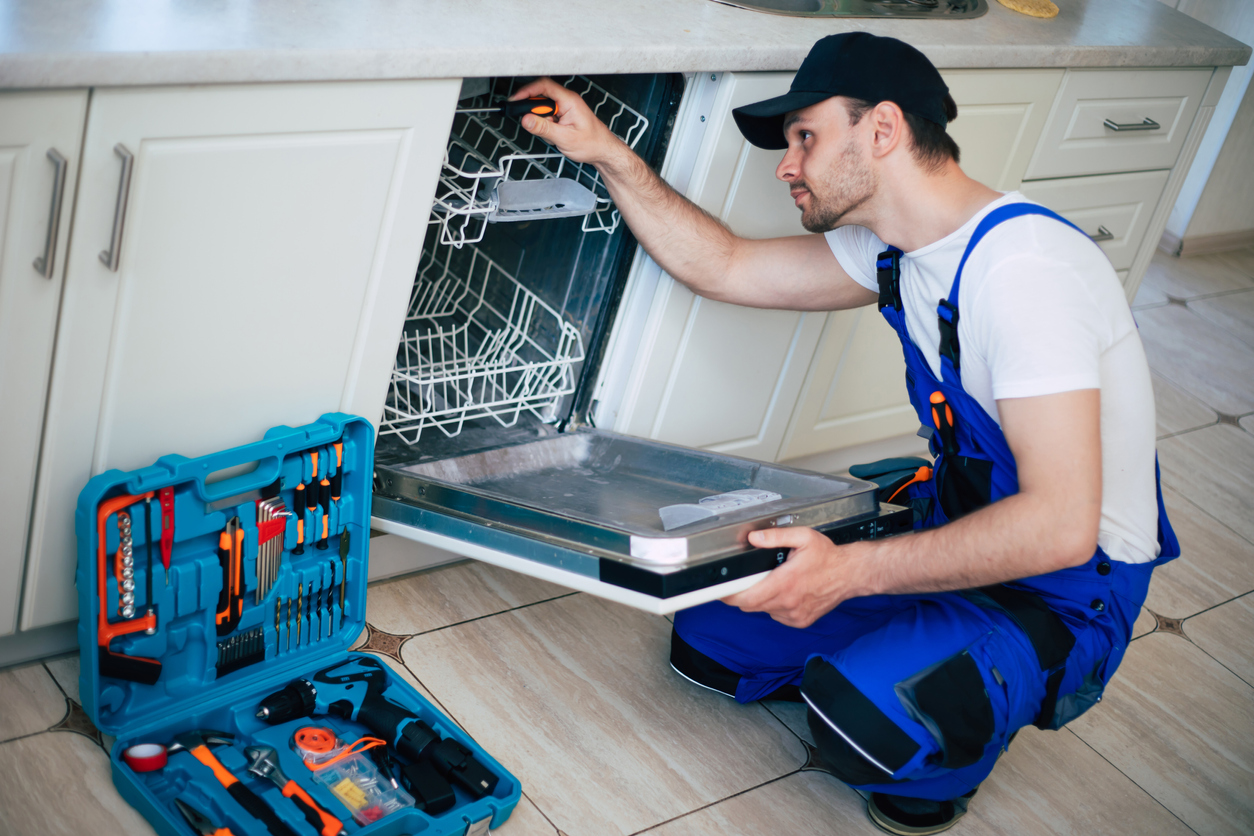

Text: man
xmin=514 ymin=33 xmax=1178 ymax=834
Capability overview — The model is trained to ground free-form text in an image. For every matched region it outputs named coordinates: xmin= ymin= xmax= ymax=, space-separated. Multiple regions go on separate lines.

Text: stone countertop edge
xmin=0 ymin=0 xmax=1249 ymax=89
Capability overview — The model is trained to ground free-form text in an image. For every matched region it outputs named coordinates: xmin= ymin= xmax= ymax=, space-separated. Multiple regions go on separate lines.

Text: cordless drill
xmin=255 ymin=656 xmax=498 ymax=809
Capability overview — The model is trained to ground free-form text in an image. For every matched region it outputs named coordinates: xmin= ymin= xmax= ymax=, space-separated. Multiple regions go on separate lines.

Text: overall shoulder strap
xmin=939 ymin=203 xmax=1087 ymax=375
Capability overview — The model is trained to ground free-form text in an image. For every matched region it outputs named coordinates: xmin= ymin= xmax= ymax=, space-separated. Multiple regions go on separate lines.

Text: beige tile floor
xmin=2 ymin=249 xmax=1252 ymax=836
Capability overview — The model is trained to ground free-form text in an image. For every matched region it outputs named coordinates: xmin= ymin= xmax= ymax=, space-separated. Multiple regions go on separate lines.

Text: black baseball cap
xmin=733 ymin=32 xmax=950 ymax=150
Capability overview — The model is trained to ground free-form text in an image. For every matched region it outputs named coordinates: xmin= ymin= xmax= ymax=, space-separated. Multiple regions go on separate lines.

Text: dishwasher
xmin=369 ymin=73 xmax=911 ymax=614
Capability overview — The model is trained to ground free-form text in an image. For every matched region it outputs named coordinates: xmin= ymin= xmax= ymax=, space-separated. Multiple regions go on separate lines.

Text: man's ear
xmin=868 ymin=101 xmax=906 ymax=159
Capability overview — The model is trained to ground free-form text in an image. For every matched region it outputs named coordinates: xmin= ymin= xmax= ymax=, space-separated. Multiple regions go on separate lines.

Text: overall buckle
xmin=877 ymin=249 xmax=902 ymax=312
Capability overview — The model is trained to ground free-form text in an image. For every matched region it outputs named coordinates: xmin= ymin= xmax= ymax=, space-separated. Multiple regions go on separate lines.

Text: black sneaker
xmin=866 ymin=788 xmax=977 ymax=835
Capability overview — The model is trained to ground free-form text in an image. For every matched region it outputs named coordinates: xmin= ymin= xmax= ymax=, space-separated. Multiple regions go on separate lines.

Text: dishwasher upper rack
xmin=430 ymin=76 xmax=650 ymax=248
xmin=380 ymin=241 xmax=586 ymax=444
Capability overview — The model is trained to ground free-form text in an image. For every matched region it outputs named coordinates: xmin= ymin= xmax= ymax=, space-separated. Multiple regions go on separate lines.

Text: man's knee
xmin=801 ymin=653 xmax=998 ymax=786
xmin=801 ymin=657 xmax=922 ymax=785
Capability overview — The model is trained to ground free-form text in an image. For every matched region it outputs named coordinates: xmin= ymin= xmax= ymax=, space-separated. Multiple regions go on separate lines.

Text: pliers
xmin=174 ymin=798 xmax=234 ymax=836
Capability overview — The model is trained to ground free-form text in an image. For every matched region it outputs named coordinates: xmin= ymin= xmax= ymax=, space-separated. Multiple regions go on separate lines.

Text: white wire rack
xmin=430 ymin=76 xmax=650 ymax=248
xmin=380 ymin=243 xmax=585 ymax=444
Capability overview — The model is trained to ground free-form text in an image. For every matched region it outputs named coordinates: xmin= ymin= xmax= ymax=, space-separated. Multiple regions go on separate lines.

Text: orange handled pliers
xmin=174 ymin=798 xmax=235 ymax=836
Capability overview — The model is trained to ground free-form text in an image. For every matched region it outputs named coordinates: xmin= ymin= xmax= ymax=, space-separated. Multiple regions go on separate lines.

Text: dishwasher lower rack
xmin=430 ymin=76 xmax=650 ymax=248
xmin=379 ymin=242 xmax=585 ymax=444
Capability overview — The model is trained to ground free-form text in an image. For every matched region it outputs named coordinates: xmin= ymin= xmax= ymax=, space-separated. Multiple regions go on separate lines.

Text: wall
xmin=1183 ymin=75 xmax=1254 ymax=246
xmin=1159 ymin=0 xmax=1254 ymax=252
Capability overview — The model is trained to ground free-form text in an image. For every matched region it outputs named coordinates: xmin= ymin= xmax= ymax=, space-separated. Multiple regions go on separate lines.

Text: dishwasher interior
xmin=371 ymin=74 xmax=902 ymax=611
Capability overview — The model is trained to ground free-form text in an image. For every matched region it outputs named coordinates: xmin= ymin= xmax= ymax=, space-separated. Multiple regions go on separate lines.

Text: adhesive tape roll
xmin=123 ymin=743 xmax=168 ymax=772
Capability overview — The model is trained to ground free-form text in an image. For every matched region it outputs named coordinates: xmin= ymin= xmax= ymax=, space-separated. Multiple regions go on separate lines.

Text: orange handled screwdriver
xmin=215 ymin=517 xmax=242 ymax=636
xmin=929 ymin=391 xmax=960 ymax=457
xmin=329 ymin=440 xmax=344 ymax=534
xmin=315 ymin=453 xmax=331 ymax=550
xmin=461 ymin=96 xmax=557 ymax=119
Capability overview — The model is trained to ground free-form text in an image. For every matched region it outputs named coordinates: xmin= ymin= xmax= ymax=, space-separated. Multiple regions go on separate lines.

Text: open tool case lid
xmin=75 ymin=413 xmax=371 ymax=740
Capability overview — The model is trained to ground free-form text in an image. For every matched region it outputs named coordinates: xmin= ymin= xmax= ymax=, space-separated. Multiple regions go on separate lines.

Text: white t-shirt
xmin=825 ymin=192 xmax=1159 ymax=564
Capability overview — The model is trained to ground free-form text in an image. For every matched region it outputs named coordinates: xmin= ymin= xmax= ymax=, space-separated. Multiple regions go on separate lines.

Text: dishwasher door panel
xmin=371 ymin=429 xmax=905 ymax=613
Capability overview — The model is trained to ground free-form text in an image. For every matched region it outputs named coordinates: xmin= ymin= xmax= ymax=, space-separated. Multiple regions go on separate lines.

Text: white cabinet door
xmin=942 ymin=69 xmax=1063 ymax=191
xmin=778 ymin=70 xmax=1063 ymax=461
xmin=23 ymin=80 xmax=459 ymax=630
xmin=0 ymin=91 xmax=88 ymax=637
xmin=617 ymin=72 xmax=825 ymax=460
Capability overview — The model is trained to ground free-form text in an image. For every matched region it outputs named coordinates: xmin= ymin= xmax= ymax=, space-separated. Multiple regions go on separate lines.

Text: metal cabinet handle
xmin=1102 ymin=117 xmax=1161 ymax=132
xmin=98 ymin=143 xmax=134 ymax=271
xmin=1089 ymin=225 xmax=1114 ymax=243
xmin=32 ymin=148 xmax=69 ymax=278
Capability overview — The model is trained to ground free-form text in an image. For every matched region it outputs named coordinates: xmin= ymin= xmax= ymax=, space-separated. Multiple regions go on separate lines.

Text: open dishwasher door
xmin=368 ymin=72 xmax=911 ymax=613
xmin=371 ymin=428 xmax=910 ymax=614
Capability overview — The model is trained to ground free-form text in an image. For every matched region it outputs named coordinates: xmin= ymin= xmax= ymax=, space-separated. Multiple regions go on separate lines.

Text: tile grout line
xmin=1146 ymin=362 xmax=1239 ymax=426
xmin=761 ymin=701 xmax=813 ymax=755
xmin=0 ymin=727 xmax=62 ymax=749
xmin=625 ymin=772 xmax=804 ymax=836
xmin=1183 ymin=304 xmax=1254 ymax=351
xmin=389 ymin=653 xmax=567 ymax=835
xmin=1181 ymin=590 xmax=1254 ymax=691
xmin=1156 ymin=422 xmax=1219 ymax=442
xmin=518 ymin=790 xmax=563 ymax=836
xmin=1179 ymin=588 xmax=1254 ymax=624
xmin=400 ymin=590 xmax=583 ymax=642
xmin=1160 ymin=484 xmax=1254 ymax=551
xmin=1153 ymin=281 xmax=1254 ymax=304
xmin=1061 ymin=727 xmax=1202 ymax=836
xmin=42 ymin=660 xmax=69 ymax=699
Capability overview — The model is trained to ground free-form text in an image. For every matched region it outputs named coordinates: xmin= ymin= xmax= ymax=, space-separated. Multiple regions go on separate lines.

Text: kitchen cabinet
xmin=1020 ymin=67 xmax=1230 ymax=300
xmin=20 ymin=80 xmax=459 ymax=630
xmin=1019 ymin=170 xmax=1172 ymax=271
xmin=0 ymin=91 xmax=88 ymax=637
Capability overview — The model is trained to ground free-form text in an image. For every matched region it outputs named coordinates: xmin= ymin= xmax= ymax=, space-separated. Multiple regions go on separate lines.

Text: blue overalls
xmin=672 ymin=203 xmax=1180 ymax=800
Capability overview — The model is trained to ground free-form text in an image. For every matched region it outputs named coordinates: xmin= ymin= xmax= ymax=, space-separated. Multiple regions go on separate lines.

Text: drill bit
xmin=275 ymin=598 xmax=281 ymax=657
xmin=312 ymin=579 xmax=320 ymax=643
xmin=326 ymin=564 xmax=335 ymax=639
xmin=286 ymin=596 xmax=291 ymax=653
xmin=296 ymin=582 xmax=302 ymax=647
xmin=338 ymin=529 xmax=349 ymax=630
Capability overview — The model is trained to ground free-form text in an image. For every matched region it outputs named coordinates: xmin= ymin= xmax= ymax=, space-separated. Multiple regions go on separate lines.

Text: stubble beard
xmin=797 ymin=139 xmax=876 ymax=234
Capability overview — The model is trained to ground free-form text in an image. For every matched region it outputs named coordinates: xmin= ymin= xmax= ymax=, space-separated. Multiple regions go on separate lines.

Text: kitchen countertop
xmin=1 ymin=0 xmax=1249 ymax=89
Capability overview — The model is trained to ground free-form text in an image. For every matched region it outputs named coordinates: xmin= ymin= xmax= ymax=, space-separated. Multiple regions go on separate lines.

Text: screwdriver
xmin=329 ymin=441 xmax=343 ymax=536
xmin=315 ymin=459 xmax=331 ymax=551
xmin=460 ymin=97 xmax=558 ymax=119
xmin=929 ymin=391 xmax=960 ymax=457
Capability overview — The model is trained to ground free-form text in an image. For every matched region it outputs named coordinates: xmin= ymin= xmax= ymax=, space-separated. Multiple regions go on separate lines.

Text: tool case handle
xmin=146 ymin=424 xmax=343 ymax=506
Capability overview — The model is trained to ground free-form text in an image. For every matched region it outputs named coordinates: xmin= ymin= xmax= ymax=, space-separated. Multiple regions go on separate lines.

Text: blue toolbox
xmin=75 ymin=413 xmax=521 ymax=836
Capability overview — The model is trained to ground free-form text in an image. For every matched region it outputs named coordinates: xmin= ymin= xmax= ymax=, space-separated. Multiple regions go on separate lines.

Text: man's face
xmin=776 ymin=97 xmax=876 ymax=233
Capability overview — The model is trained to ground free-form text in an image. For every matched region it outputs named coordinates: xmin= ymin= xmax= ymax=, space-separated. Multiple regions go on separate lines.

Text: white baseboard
xmin=0 ymin=620 xmax=77 ymax=671
xmin=366 ymin=532 xmax=465 ymax=584
xmin=1160 ymin=228 xmax=1254 ymax=257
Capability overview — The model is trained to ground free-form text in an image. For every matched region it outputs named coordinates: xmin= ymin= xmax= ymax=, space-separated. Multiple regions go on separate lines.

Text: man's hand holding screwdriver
xmin=510 ymin=77 xmax=631 ymax=167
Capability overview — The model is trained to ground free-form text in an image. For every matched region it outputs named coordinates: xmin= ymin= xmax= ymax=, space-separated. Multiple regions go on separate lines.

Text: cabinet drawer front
xmin=1019 ymin=169 xmax=1169 ymax=271
xmin=1025 ymin=68 xmax=1212 ymax=180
